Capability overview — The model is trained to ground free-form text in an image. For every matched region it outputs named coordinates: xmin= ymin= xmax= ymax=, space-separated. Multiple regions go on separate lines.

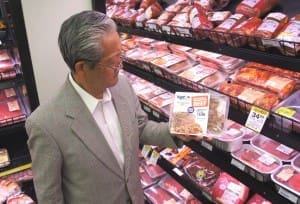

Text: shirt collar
xmin=68 ymin=73 xmax=112 ymax=114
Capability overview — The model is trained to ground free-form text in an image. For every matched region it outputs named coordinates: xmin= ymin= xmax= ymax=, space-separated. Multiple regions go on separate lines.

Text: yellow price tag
xmin=149 ymin=150 xmax=160 ymax=165
xmin=141 ymin=145 xmax=151 ymax=159
xmin=275 ymin=107 xmax=296 ymax=118
xmin=245 ymin=106 xmax=269 ymax=133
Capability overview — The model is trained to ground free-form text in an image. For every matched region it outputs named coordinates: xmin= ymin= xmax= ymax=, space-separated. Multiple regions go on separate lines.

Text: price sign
xmin=149 ymin=150 xmax=160 ymax=165
xmin=275 ymin=107 xmax=296 ymax=118
xmin=245 ymin=106 xmax=269 ymax=133
xmin=172 ymin=167 xmax=184 ymax=176
xmin=141 ymin=145 xmax=151 ymax=158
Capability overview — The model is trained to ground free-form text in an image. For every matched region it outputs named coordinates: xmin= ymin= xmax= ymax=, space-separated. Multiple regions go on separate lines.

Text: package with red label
xmin=209 ymin=14 xmax=247 ymax=44
xmin=271 ymin=165 xmax=300 ymax=198
xmin=212 ymin=172 xmax=249 ymax=204
xmin=246 ymin=193 xmax=271 ymax=204
xmin=232 ymin=144 xmax=282 ymax=181
xmin=144 ymin=184 xmax=184 ymax=204
xmin=250 ymin=12 xmax=289 ymax=50
xmin=227 ymin=17 xmax=263 ymax=48
xmin=235 ymin=0 xmax=280 ymax=18
xmin=7 ymin=193 xmax=35 ymax=204
xmin=251 ymin=134 xmax=298 ymax=162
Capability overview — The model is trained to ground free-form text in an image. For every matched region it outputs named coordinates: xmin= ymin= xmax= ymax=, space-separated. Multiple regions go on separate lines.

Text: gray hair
xmin=58 ymin=10 xmax=117 ymax=71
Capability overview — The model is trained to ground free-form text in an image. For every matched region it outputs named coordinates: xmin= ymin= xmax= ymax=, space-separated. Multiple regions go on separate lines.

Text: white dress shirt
xmin=68 ymin=74 xmax=124 ymax=170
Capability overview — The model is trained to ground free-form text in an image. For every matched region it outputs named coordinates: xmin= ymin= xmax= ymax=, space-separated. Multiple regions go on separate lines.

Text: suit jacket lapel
xmin=62 ymin=79 xmax=123 ymax=178
xmin=110 ymin=86 xmax=133 ymax=180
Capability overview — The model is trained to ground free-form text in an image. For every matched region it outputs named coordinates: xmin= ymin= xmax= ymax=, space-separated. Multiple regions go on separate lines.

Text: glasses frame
xmin=96 ymin=54 xmax=124 ymax=73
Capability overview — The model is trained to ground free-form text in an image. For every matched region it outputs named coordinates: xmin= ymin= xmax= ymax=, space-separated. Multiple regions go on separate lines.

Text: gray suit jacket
xmin=25 ymin=75 xmax=179 ymax=204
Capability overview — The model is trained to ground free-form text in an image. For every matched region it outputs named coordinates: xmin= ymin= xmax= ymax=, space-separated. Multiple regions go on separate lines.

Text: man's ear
xmin=74 ymin=61 xmax=87 ymax=74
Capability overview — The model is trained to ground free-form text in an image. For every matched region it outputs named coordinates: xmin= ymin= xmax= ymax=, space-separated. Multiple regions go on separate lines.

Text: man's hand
xmin=173 ymin=134 xmax=212 ymax=142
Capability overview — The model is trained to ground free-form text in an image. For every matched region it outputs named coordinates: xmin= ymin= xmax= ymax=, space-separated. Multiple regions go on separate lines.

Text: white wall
xmin=21 ymin=0 xmax=92 ymax=104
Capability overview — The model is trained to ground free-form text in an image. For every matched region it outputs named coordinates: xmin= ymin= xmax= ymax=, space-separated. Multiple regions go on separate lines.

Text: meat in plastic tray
xmin=0 ymin=99 xmax=26 ymax=126
xmin=142 ymin=160 xmax=166 ymax=179
xmin=148 ymin=92 xmax=174 ymax=109
xmin=144 ymin=184 xmax=183 ymax=204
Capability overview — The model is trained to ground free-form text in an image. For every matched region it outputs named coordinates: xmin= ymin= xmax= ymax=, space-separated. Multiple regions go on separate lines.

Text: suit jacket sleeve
xmin=123 ymin=76 xmax=182 ymax=148
xmin=26 ymin=118 xmax=65 ymax=204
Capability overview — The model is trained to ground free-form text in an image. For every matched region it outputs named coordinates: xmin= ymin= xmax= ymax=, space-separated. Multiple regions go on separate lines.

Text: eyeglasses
xmin=97 ymin=61 xmax=123 ymax=72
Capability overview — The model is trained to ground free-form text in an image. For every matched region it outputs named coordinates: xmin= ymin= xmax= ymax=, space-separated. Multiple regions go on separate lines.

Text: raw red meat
xmin=246 ymin=193 xmax=271 ymax=204
xmin=288 ymin=173 xmax=300 ymax=192
xmin=144 ymin=185 xmax=179 ymax=204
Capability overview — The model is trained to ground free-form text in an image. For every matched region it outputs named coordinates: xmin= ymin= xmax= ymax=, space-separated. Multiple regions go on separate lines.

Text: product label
xmin=242 ymin=0 xmax=260 ymax=8
xmin=278 ymin=22 xmax=300 ymax=43
xmin=245 ymin=106 xmax=269 ymax=133
xmin=149 ymin=150 xmax=160 ymax=165
xmin=268 ymin=13 xmax=286 ymax=21
xmin=172 ymin=167 xmax=184 ymax=176
xmin=219 ymin=18 xmax=237 ymax=30
xmin=7 ymin=100 xmax=20 ymax=112
xmin=237 ymin=88 xmax=264 ymax=104
xmin=152 ymin=110 xmax=160 ymax=119
xmin=143 ymin=105 xmax=151 ymax=113
xmin=258 ymin=154 xmax=276 ymax=166
xmin=4 ymin=88 xmax=16 ymax=98
xmin=262 ymin=38 xmax=281 ymax=47
xmin=180 ymin=189 xmax=191 ymax=199
xmin=265 ymin=76 xmax=292 ymax=92
xmin=257 ymin=19 xmax=280 ymax=33
xmin=275 ymin=107 xmax=296 ymax=118
xmin=276 ymin=144 xmax=294 ymax=155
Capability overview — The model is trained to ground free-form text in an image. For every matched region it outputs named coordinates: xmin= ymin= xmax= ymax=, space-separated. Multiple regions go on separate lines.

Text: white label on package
xmin=162 ymin=25 xmax=171 ymax=33
xmin=148 ymin=23 xmax=157 ymax=30
xmin=231 ymin=158 xmax=246 ymax=171
xmin=173 ymin=167 xmax=184 ymax=176
xmin=218 ymin=18 xmax=237 ymax=30
xmin=242 ymin=0 xmax=259 ymax=8
xmin=278 ymin=22 xmax=300 ymax=43
xmin=258 ymin=154 xmax=276 ymax=166
xmin=262 ymin=38 xmax=280 ymax=47
xmin=136 ymin=22 xmax=143 ymax=27
xmin=276 ymin=144 xmax=294 ymax=155
xmin=257 ymin=20 xmax=280 ymax=33
xmin=268 ymin=13 xmax=286 ymax=21
xmin=195 ymin=50 xmax=222 ymax=59
xmin=170 ymin=92 xmax=210 ymax=136
xmin=265 ymin=76 xmax=292 ymax=91
xmin=220 ymin=182 xmax=241 ymax=204
xmin=7 ymin=100 xmax=20 ymax=112
xmin=176 ymin=27 xmax=191 ymax=36
xmin=278 ymin=187 xmax=298 ymax=203
xmin=179 ymin=65 xmax=216 ymax=82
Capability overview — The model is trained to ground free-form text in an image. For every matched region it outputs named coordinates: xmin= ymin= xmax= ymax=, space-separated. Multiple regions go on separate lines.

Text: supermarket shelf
xmin=118 ymin=26 xmax=300 ymax=72
xmin=124 ymin=63 xmax=300 ymax=152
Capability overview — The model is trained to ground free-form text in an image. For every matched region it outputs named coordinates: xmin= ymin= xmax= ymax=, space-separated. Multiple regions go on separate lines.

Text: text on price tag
xmin=141 ymin=145 xmax=151 ymax=158
xmin=149 ymin=150 xmax=160 ymax=165
xmin=245 ymin=106 xmax=269 ymax=133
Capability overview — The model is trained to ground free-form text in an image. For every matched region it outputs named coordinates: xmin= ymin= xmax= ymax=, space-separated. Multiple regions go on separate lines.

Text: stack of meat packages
xmin=0 ymin=49 xmax=16 ymax=81
xmin=218 ymin=61 xmax=299 ymax=111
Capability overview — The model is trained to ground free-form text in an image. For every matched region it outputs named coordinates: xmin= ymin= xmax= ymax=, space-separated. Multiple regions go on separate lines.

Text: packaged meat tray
xmin=0 ymin=179 xmax=21 ymax=203
xmin=212 ymin=172 xmax=249 ymax=204
xmin=292 ymin=154 xmax=300 ymax=172
xmin=212 ymin=120 xmax=245 ymax=152
xmin=207 ymin=91 xmax=229 ymax=138
xmin=144 ymin=184 xmax=183 ymax=204
xmin=183 ymin=155 xmax=221 ymax=193
xmin=159 ymin=175 xmax=202 ymax=203
xmin=169 ymin=44 xmax=192 ymax=58
xmin=251 ymin=134 xmax=298 ymax=162
xmin=142 ymin=160 xmax=166 ymax=179
xmin=271 ymin=165 xmax=300 ymax=203
xmin=160 ymin=145 xmax=192 ymax=166
xmin=148 ymin=92 xmax=174 ymax=109
xmin=170 ymin=92 xmax=210 ymax=136
xmin=0 ymin=88 xmax=17 ymax=102
xmin=150 ymin=54 xmax=186 ymax=77
xmin=6 ymin=193 xmax=35 ymax=204
xmin=123 ymin=48 xmax=153 ymax=66
xmin=139 ymin=163 xmax=158 ymax=189
xmin=0 ymin=99 xmax=27 ymax=126
xmin=246 ymin=193 xmax=271 ymax=204
xmin=231 ymin=144 xmax=281 ymax=182
xmin=199 ymin=71 xmax=228 ymax=89
xmin=0 ymin=49 xmax=11 ymax=62
xmin=163 ymin=60 xmax=195 ymax=84
xmin=136 ymin=50 xmax=170 ymax=73
xmin=276 ymin=15 xmax=300 ymax=56
xmin=136 ymin=85 xmax=167 ymax=103
xmin=235 ymin=0 xmax=280 ymax=18
xmin=0 ymin=60 xmax=15 ymax=73
xmin=272 ymin=90 xmax=300 ymax=133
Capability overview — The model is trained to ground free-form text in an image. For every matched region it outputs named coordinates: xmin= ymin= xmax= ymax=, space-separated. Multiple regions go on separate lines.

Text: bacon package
xmin=231 ymin=144 xmax=281 ymax=181
xmin=211 ymin=172 xmax=249 ymax=204
xmin=235 ymin=0 xmax=280 ymax=18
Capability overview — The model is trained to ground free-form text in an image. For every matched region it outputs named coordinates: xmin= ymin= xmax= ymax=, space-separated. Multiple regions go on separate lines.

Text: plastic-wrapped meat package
xmin=250 ymin=12 xmax=289 ymax=50
xmin=119 ymin=9 xmax=140 ymax=27
xmin=276 ymin=15 xmax=300 ymax=56
xmin=3 ymin=169 xmax=33 ymax=183
xmin=148 ymin=92 xmax=174 ymax=109
xmin=169 ymin=44 xmax=192 ymax=58
xmin=212 ymin=172 xmax=249 ymax=204
xmin=139 ymin=163 xmax=158 ymax=189
xmin=135 ymin=37 xmax=156 ymax=49
xmin=209 ymin=14 xmax=247 ymax=44
xmin=150 ymin=54 xmax=186 ymax=77
xmin=271 ymin=165 xmax=300 ymax=197
xmin=144 ymin=185 xmax=183 ymax=204
xmin=292 ymin=154 xmax=300 ymax=171
xmin=207 ymin=92 xmax=229 ymax=137
xmin=251 ymin=134 xmax=298 ymax=162
xmin=194 ymin=0 xmax=215 ymax=11
xmin=227 ymin=17 xmax=262 ymax=48
xmin=246 ymin=193 xmax=271 ymax=204
xmin=160 ymin=146 xmax=192 ymax=166
xmin=207 ymin=11 xmax=232 ymax=26
xmin=144 ymin=2 xmax=163 ymax=20
xmin=235 ymin=0 xmax=280 ymax=18
xmin=139 ymin=0 xmax=158 ymax=9
xmin=0 ymin=88 xmax=17 ymax=102
xmin=0 ymin=49 xmax=11 ymax=62
xmin=0 ymin=99 xmax=26 ymax=126
xmin=0 ymin=60 xmax=14 ymax=73
xmin=6 ymin=193 xmax=35 ymax=204
xmin=151 ymin=41 xmax=170 ymax=52
xmin=123 ymin=48 xmax=153 ymax=65
xmin=199 ymin=71 xmax=227 ymax=88
xmin=136 ymin=85 xmax=167 ymax=103
xmin=165 ymin=3 xmax=185 ymax=13
xmin=0 ymin=179 xmax=21 ymax=203
xmin=183 ymin=156 xmax=221 ymax=193
xmin=272 ymin=90 xmax=300 ymax=133
xmin=142 ymin=160 xmax=166 ymax=179
xmin=131 ymin=78 xmax=152 ymax=93
xmin=232 ymin=144 xmax=281 ymax=181
xmin=121 ymin=38 xmax=137 ymax=51
xmin=0 ymin=148 xmax=10 ymax=168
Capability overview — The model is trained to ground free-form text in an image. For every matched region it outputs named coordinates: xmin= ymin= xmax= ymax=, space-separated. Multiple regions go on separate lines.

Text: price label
xmin=276 ymin=144 xmax=294 ymax=155
xmin=275 ymin=107 xmax=296 ymax=118
xmin=149 ymin=150 xmax=160 ymax=165
xmin=278 ymin=187 xmax=298 ymax=203
xmin=136 ymin=22 xmax=143 ymax=28
xmin=143 ymin=105 xmax=151 ymax=113
xmin=258 ymin=154 xmax=276 ymax=166
xmin=231 ymin=158 xmax=246 ymax=171
xmin=245 ymin=106 xmax=269 ymax=133
xmin=172 ymin=167 xmax=184 ymax=176
xmin=141 ymin=145 xmax=151 ymax=158
xmin=262 ymin=38 xmax=280 ymax=48
xmin=201 ymin=141 xmax=213 ymax=151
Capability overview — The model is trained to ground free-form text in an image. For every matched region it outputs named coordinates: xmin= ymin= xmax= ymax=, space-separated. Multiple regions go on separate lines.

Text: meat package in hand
xmin=212 ymin=172 xmax=249 ymax=204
